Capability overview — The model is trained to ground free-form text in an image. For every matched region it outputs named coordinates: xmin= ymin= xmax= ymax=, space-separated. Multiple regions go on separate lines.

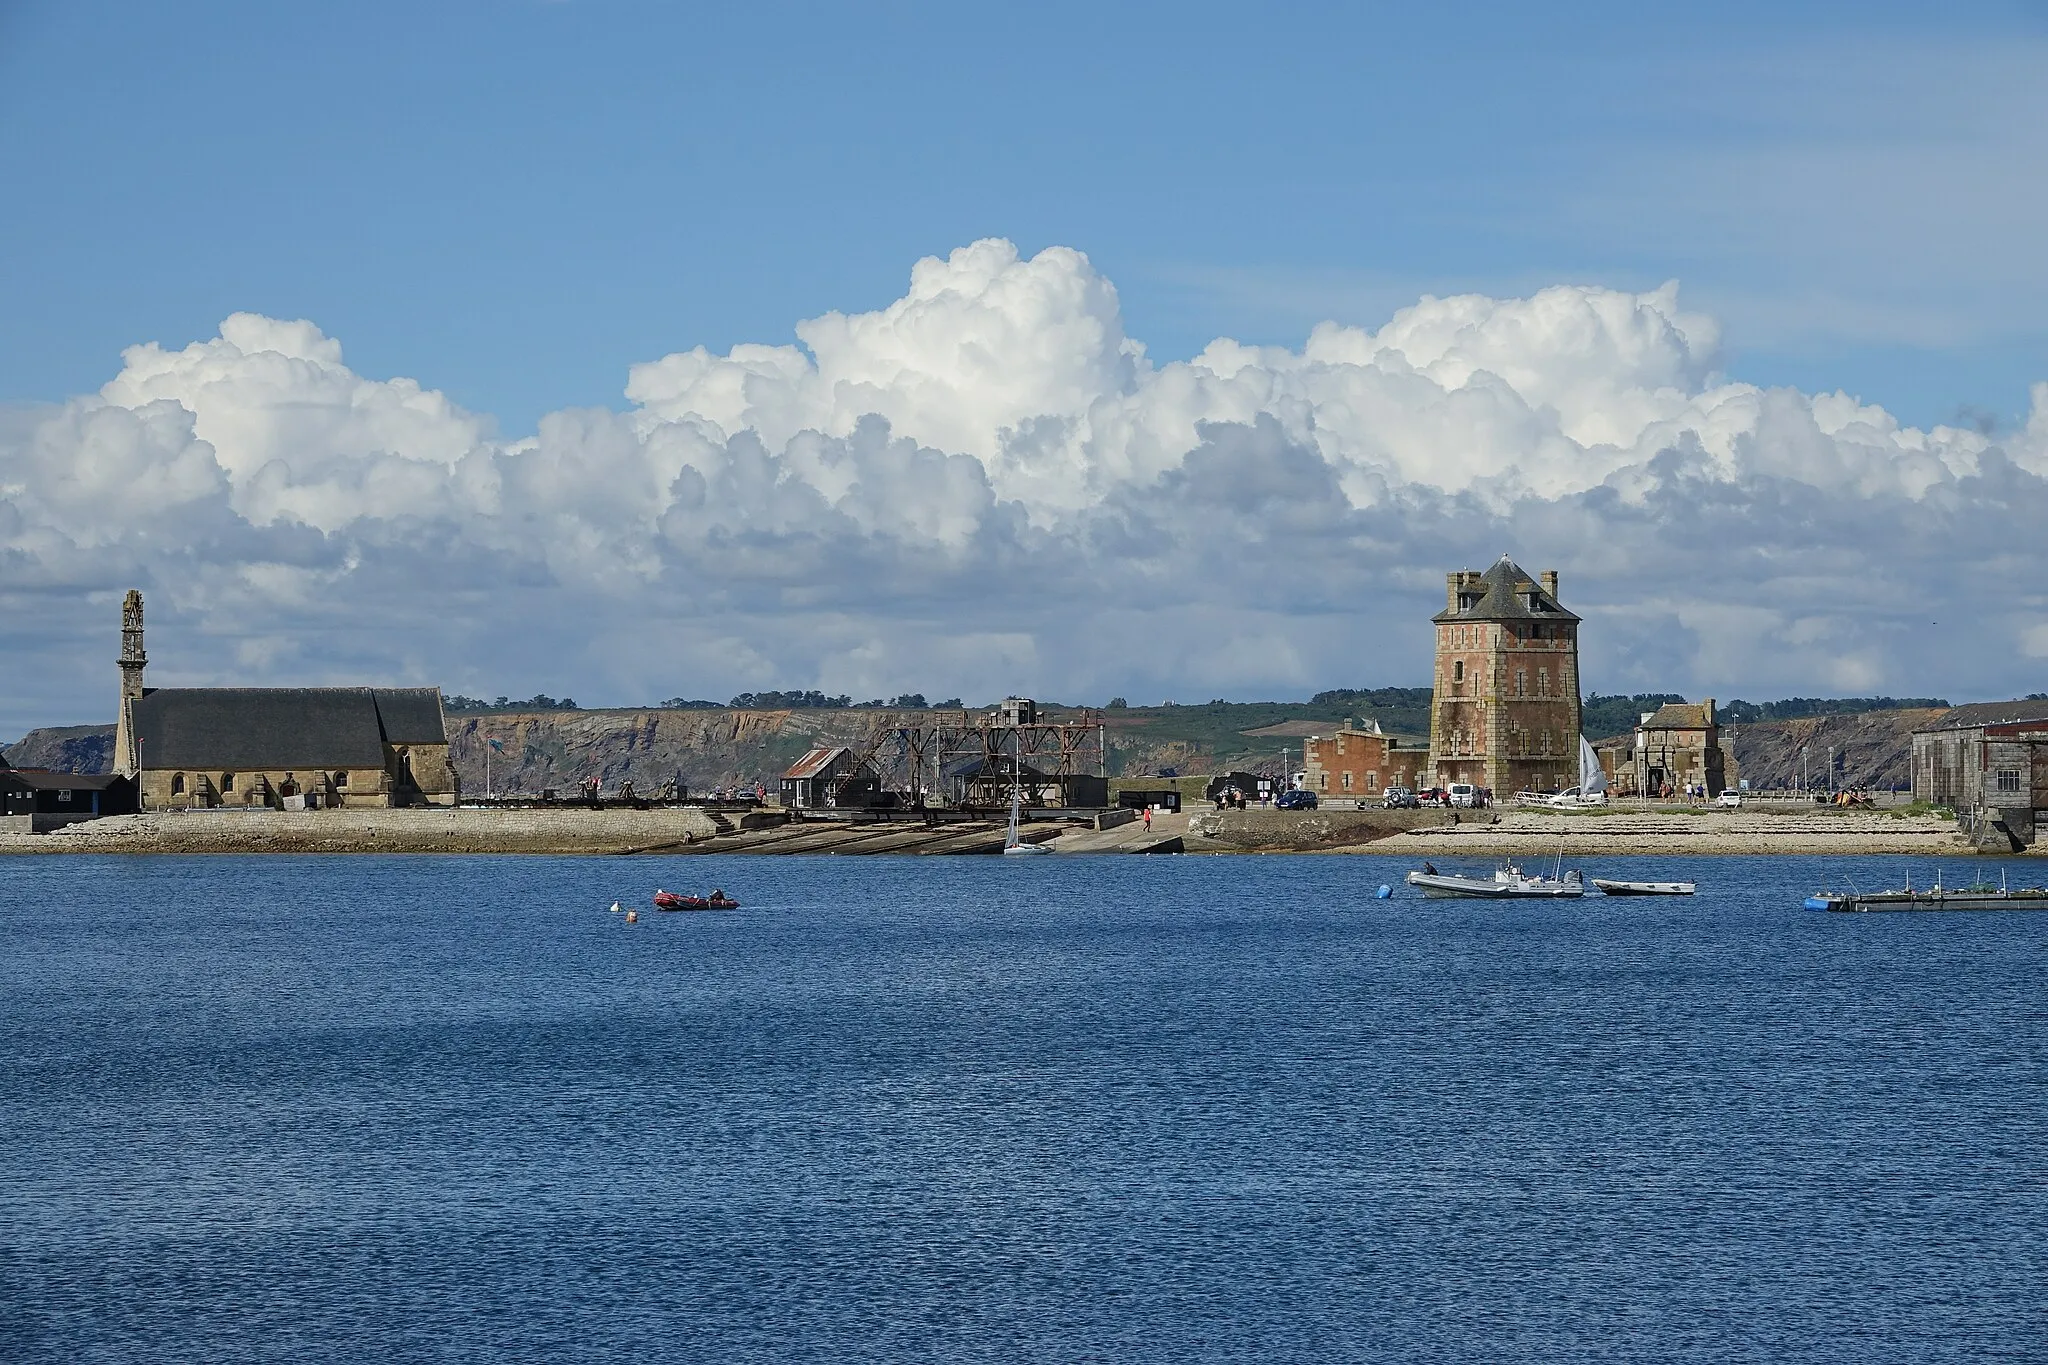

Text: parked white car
xmin=1448 ymin=783 xmax=1478 ymax=808
xmin=1717 ymin=791 xmax=1742 ymax=808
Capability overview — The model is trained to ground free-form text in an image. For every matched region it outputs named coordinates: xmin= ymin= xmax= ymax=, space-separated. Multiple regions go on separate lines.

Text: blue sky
xmin=3 ymin=0 xmax=2043 ymax=433
xmin=3 ymin=1 xmax=2047 ymax=731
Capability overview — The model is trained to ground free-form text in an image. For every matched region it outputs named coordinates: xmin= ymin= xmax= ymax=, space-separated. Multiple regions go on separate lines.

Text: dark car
xmin=1382 ymin=787 xmax=1418 ymax=809
xmin=1275 ymin=789 xmax=1318 ymax=810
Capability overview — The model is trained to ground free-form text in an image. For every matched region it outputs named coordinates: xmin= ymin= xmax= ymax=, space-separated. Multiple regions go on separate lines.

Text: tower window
xmin=1514 ymin=669 xmax=1526 ymax=697
xmin=1538 ymin=669 xmax=1551 ymax=697
xmin=1453 ymin=660 xmax=1465 ymax=684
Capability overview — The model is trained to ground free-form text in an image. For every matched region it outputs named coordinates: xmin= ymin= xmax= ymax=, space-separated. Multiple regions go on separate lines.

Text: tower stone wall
xmin=1428 ymin=557 xmax=1583 ymax=796
xmin=112 ymin=589 xmax=147 ymax=776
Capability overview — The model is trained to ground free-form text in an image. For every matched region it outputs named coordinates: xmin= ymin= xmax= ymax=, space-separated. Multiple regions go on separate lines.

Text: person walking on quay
xmin=1143 ymin=806 xmax=1153 ymax=832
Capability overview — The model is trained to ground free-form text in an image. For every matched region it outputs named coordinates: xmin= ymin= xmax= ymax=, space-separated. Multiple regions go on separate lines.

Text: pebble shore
xmin=0 ymin=804 xmax=1996 ymax=857
xmin=0 ymin=807 xmax=723 ymax=855
xmin=1352 ymin=809 xmax=1973 ymax=857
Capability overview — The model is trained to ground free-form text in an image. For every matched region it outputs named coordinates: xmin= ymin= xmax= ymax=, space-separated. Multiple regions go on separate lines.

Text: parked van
xmin=1448 ymin=783 xmax=1478 ymax=808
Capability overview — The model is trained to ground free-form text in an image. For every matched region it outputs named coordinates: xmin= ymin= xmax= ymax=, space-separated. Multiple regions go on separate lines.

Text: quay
xmin=0 ymin=802 xmax=1977 ymax=857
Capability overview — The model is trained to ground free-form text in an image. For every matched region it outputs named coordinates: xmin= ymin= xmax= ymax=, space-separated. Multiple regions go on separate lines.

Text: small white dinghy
xmin=1591 ymin=879 xmax=1696 ymax=896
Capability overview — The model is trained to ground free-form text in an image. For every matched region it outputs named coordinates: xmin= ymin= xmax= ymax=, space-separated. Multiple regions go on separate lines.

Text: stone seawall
xmin=1 ymin=804 xmax=1994 ymax=858
xmin=1 ymin=807 xmax=723 ymax=855
xmin=1356 ymin=809 xmax=1972 ymax=857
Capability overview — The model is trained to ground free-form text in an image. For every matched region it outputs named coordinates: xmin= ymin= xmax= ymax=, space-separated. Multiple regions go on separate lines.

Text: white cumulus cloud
xmin=3 ymin=238 xmax=2046 ymax=734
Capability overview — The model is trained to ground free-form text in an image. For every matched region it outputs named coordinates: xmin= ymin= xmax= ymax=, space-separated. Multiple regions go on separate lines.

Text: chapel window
xmin=222 ymin=773 xmax=235 ymax=792
xmin=171 ymin=773 xmax=185 ymax=795
xmin=334 ymin=772 xmax=349 ymax=788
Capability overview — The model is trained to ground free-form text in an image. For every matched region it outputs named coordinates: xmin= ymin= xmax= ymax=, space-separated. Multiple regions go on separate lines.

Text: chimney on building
xmin=1445 ymin=572 xmax=1461 ymax=613
xmin=1541 ymin=570 xmax=1560 ymax=600
xmin=1703 ymin=698 xmax=1715 ymax=725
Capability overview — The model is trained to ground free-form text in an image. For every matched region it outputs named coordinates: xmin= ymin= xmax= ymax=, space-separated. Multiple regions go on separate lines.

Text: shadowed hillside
xmin=2 ymin=701 xmax=1951 ymax=797
xmin=1722 ymin=709 xmax=1942 ymax=792
xmin=3 ymin=725 xmax=115 ymax=773
xmin=444 ymin=701 xmax=1397 ymax=795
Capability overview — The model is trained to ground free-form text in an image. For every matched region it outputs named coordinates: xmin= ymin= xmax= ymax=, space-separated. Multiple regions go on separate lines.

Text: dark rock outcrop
xmin=3 ymin=725 xmax=115 ymax=774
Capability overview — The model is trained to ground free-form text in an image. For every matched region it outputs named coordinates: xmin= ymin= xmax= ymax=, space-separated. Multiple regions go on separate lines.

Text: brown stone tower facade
xmin=112 ymin=589 xmax=147 ymax=776
xmin=1428 ymin=556 xmax=1583 ymax=795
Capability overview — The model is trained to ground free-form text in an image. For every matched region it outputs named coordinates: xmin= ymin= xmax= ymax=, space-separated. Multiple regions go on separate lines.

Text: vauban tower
xmin=1428 ymin=555 xmax=1583 ymax=796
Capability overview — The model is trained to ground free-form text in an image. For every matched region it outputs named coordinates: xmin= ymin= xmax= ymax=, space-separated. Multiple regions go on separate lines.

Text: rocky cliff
xmin=3 ymin=725 xmax=115 ymax=773
xmin=5 ymin=704 xmax=1947 ymax=796
xmin=1722 ymin=708 xmax=1940 ymax=792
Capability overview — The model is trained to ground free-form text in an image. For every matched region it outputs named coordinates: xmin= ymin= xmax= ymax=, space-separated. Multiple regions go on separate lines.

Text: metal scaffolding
xmin=819 ymin=703 xmax=1109 ymax=810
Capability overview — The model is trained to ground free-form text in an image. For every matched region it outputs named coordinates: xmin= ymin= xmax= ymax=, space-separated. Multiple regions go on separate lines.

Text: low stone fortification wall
xmin=1365 ymin=808 xmax=1975 ymax=857
xmin=1186 ymin=808 xmax=1441 ymax=850
xmin=1 ymin=805 xmax=724 ymax=855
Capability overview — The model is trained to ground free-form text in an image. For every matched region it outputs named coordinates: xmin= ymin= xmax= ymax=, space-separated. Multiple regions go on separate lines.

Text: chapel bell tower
xmin=113 ymin=589 xmax=147 ymax=776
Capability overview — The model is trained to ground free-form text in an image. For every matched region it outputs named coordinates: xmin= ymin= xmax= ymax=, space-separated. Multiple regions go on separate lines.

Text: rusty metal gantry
xmin=826 ymin=707 xmax=1108 ymax=810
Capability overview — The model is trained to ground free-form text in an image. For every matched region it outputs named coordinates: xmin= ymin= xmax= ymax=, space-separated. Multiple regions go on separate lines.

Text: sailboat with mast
xmin=1003 ymin=749 xmax=1051 ymax=855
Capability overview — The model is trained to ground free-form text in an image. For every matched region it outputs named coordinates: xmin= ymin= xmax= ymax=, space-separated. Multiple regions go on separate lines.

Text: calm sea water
xmin=2 ymin=853 xmax=2045 ymax=1363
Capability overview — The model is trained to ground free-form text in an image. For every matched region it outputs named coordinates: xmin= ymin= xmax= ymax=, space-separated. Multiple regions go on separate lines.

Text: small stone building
xmin=1303 ymin=722 xmax=1424 ymax=799
xmin=1912 ymin=701 xmax=2048 ymax=848
xmin=108 ymin=590 xmax=458 ymax=809
xmin=1629 ymin=699 xmax=1734 ymax=798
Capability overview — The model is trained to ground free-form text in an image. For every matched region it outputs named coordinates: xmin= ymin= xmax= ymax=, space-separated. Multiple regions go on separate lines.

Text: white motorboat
xmin=1406 ymin=860 xmax=1584 ymax=898
xmin=1592 ymin=879 xmax=1696 ymax=896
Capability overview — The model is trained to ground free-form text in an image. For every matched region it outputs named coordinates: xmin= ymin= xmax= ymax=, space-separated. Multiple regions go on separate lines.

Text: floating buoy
xmin=624 ymin=909 xmax=638 ymax=924
xmin=1376 ymin=884 xmax=1392 ymax=899
xmin=609 ymin=900 xmax=623 ymax=914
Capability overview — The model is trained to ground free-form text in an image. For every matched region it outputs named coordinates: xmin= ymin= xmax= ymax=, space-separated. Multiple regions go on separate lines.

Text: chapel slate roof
xmin=368 ymin=689 xmax=450 ymax=744
xmin=131 ymin=687 xmax=447 ymax=771
xmin=1432 ymin=555 xmax=1580 ymax=624
xmin=1641 ymin=702 xmax=1714 ymax=730
xmin=1920 ymin=700 xmax=2048 ymax=732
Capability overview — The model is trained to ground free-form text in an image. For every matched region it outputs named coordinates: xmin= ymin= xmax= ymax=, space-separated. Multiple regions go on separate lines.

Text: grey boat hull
xmin=1807 ymin=888 xmax=2048 ymax=913
xmin=1407 ymin=870 xmax=1585 ymax=899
